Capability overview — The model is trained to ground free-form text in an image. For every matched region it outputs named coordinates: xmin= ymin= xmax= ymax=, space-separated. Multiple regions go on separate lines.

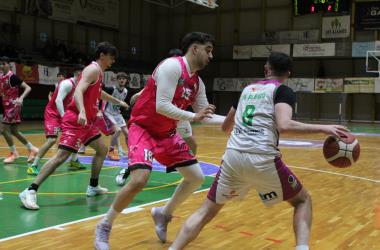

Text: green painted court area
xmin=0 ymin=157 xmax=214 ymax=240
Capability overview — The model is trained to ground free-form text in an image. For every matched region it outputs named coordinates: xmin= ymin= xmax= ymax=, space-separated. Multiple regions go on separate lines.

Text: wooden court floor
xmin=0 ymin=122 xmax=379 ymax=249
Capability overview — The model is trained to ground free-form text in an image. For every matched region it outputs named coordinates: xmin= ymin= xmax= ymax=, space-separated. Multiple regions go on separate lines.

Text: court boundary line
xmin=0 ymin=188 xmax=209 ymax=243
xmin=198 ymin=155 xmax=380 ymax=183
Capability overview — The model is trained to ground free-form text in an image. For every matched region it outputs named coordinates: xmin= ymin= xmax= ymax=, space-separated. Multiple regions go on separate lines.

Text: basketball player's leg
xmin=1 ymin=122 xmax=17 ymax=162
xmin=95 ymin=123 xmax=153 ymax=249
xmin=29 ymin=117 xmax=60 ymax=174
xmin=170 ymin=150 xmax=248 ymax=249
xmin=28 ymin=137 xmax=56 ymax=175
xmin=254 ymin=156 xmax=309 ymax=250
xmin=85 ymin=133 xmax=108 ymax=196
xmin=152 ymin=134 xmax=204 ymax=242
xmin=10 ymin=124 xmax=38 ymax=162
xmin=287 ymin=188 xmax=312 ymax=249
xmin=19 ymin=148 xmax=72 ymax=210
xmin=170 ymin=199 xmax=224 ymax=250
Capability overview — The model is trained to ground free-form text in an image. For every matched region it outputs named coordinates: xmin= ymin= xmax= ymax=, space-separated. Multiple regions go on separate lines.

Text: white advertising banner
xmin=38 ymin=65 xmax=60 ymax=85
xmin=322 ymin=16 xmax=351 ymax=39
xmin=285 ymin=78 xmax=315 ymax=92
xmin=232 ymin=46 xmax=252 ymax=59
xmin=251 ymin=44 xmax=291 ymax=58
xmin=293 ymin=43 xmax=335 ymax=57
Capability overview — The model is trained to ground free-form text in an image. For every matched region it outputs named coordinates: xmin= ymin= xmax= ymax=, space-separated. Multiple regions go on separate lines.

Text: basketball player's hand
xmin=193 ymin=105 xmax=216 ymax=122
xmin=78 ymin=110 xmax=87 ymax=126
xmin=321 ymin=125 xmax=349 ymax=138
xmin=14 ymin=98 xmax=23 ymax=106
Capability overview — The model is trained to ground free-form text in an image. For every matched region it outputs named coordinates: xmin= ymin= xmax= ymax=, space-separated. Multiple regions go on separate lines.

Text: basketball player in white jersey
xmin=103 ymin=72 xmax=129 ymax=161
xmin=169 ymin=52 xmax=348 ymax=250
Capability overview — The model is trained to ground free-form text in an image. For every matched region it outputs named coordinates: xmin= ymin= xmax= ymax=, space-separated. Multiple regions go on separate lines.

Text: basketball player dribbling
xmin=169 ymin=52 xmax=348 ymax=250
xmin=19 ymin=42 xmax=129 ymax=210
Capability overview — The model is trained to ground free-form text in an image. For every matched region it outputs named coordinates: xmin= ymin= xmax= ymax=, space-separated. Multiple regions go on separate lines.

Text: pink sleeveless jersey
xmin=129 ymin=57 xmax=200 ymax=137
xmin=0 ymin=71 xmax=19 ymax=102
xmin=67 ymin=62 xmax=103 ymax=123
xmin=45 ymin=78 xmax=76 ymax=118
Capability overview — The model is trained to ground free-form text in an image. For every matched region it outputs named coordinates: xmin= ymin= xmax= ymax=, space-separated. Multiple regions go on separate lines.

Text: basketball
xmin=323 ymin=132 xmax=360 ymax=168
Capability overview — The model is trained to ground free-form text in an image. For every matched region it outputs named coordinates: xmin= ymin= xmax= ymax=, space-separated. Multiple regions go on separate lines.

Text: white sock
xmin=295 ymin=245 xmax=309 ymax=250
xmin=9 ymin=145 xmax=16 ymax=152
xmin=32 ymin=156 xmax=41 ymax=166
xmin=71 ymin=153 xmax=78 ymax=161
xmin=103 ymin=207 xmax=120 ymax=224
xmin=25 ymin=142 xmax=34 ymax=150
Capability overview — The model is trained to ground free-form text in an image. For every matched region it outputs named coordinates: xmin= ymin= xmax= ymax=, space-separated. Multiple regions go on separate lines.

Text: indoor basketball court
xmin=0 ymin=0 xmax=380 ymax=249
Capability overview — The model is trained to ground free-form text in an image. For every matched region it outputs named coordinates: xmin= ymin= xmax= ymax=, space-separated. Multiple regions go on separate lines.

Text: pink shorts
xmin=128 ymin=123 xmax=197 ymax=172
xmin=2 ymin=101 xmax=21 ymax=124
xmin=44 ymin=112 xmax=61 ymax=138
xmin=94 ymin=112 xmax=114 ymax=136
xmin=58 ymin=110 xmax=101 ymax=153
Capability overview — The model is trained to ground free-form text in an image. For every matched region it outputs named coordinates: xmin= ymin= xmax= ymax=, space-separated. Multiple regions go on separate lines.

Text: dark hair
xmin=57 ymin=72 xmax=65 ymax=77
xmin=168 ymin=48 xmax=183 ymax=57
xmin=267 ymin=52 xmax=292 ymax=76
xmin=181 ymin=32 xmax=215 ymax=53
xmin=95 ymin=42 xmax=118 ymax=59
xmin=117 ymin=72 xmax=129 ymax=80
xmin=0 ymin=56 xmax=11 ymax=63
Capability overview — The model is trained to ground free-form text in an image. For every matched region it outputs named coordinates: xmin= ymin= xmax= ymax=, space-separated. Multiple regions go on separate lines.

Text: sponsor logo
xmin=222 ymin=190 xmax=239 ymax=199
xmin=181 ymin=87 xmax=192 ymax=100
xmin=259 ymin=191 xmax=278 ymax=201
xmin=178 ymin=77 xmax=185 ymax=86
xmin=288 ymin=175 xmax=298 ymax=190
xmin=233 ymin=126 xmax=265 ymax=136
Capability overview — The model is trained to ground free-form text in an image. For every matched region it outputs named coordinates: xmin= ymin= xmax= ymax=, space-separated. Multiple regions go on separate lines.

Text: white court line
xmin=197 ymin=155 xmax=380 ymax=183
xmin=0 ymin=187 xmax=210 ymax=243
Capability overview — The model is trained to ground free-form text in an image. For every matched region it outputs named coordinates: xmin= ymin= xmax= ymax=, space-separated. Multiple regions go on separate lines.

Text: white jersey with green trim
xmin=227 ymin=79 xmax=282 ymax=156
xmin=104 ymin=86 xmax=128 ymax=116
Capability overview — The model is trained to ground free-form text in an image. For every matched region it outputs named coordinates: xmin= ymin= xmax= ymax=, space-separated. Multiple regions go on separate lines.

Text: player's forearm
xmin=74 ymin=90 xmax=85 ymax=113
xmin=200 ymin=114 xmax=225 ymax=125
xmin=55 ymin=99 xmax=65 ymax=117
xmin=101 ymin=91 xmax=122 ymax=105
xmin=278 ymin=119 xmax=324 ymax=134
xmin=156 ymin=101 xmax=195 ymax=121
xmin=19 ymin=83 xmax=31 ymax=99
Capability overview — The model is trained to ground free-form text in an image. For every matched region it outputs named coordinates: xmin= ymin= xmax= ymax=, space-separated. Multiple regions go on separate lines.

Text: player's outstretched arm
xmin=275 ymin=103 xmax=348 ymax=137
xmin=100 ymin=90 xmax=129 ymax=109
xmin=221 ymin=106 xmax=236 ymax=133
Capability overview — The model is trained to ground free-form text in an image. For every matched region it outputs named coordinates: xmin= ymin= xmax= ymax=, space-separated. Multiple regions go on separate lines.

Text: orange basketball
xmin=323 ymin=131 xmax=360 ymax=168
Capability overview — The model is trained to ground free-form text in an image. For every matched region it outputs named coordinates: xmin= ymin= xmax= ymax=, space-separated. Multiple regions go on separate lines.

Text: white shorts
xmin=177 ymin=120 xmax=192 ymax=139
xmin=207 ymin=149 xmax=303 ymax=206
xmin=104 ymin=112 xmax=126 ymax=128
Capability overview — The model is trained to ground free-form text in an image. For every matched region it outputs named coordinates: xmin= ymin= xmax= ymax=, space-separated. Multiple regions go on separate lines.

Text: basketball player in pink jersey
xmin=19 ymin=42 xmax=129 ymax=210
xmin=27 ymin=65 xmax=85 ymax=176
xmin=169 ymin=52 xmax=348 ymax=250
xmin=94 ymin=32 xmax=225 ymax=250
xmin=0 ymin=56 xmax=38 ymax=164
